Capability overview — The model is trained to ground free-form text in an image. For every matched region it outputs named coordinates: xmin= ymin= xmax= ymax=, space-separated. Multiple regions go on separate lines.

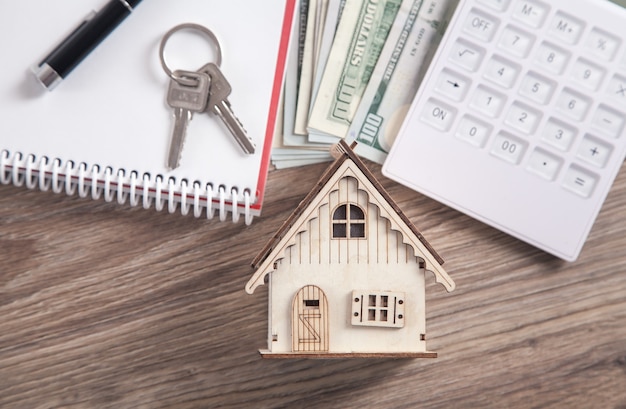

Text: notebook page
xmin=0 ymin=0 xmax=294 ymax=214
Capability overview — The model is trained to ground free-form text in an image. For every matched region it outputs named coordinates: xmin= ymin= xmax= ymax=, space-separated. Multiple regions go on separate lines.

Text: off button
xmin=464 ymin=8 xmax=500 ymax=42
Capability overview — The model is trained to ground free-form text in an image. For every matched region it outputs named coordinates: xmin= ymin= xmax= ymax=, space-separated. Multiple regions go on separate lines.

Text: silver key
xmin=199 ymin=63 xmax=255 ymax=155
xmin=165 ymin=70 xmax=210 ymax=170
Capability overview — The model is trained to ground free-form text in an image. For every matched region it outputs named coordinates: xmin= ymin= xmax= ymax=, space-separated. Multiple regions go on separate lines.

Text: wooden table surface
xmin=1 ymin=158 xmax=625 ymax=408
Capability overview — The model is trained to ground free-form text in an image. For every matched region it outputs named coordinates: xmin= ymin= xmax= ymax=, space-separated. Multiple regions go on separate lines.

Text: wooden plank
xmin=1 ymin=156 xmax=625 ymax=408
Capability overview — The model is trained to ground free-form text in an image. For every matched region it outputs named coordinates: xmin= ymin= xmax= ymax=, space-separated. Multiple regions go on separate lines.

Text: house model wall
xmin=246 ymin=141 xmax=455 ymax=358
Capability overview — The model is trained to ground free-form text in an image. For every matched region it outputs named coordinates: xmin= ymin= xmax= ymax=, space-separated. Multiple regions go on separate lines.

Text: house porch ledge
xmin=258 ymin=350 xmax=438 ymax=359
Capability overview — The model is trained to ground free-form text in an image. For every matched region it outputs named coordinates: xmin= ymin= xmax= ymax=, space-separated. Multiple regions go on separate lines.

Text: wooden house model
xmin=245 ymin=140 xmax=455 ymax=358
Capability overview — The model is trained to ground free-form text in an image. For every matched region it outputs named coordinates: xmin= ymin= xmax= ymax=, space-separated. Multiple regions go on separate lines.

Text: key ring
xmin=159 ymin=23 xmax=223 ymax=87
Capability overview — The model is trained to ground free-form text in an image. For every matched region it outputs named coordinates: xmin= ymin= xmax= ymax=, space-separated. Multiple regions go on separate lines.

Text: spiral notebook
xmin=0 ymin=0 xmax=296 ymax=224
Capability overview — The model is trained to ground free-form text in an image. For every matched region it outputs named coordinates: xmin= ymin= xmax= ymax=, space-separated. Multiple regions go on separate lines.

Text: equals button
xmin=563 ymin=166 xmax=597 ymax=198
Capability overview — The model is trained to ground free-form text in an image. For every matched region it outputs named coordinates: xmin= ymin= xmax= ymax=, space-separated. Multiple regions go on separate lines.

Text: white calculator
xmin=383 ymin=0 xmax=626 ymax=261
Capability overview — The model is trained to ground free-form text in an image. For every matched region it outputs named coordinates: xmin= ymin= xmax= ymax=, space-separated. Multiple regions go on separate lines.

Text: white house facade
xmin=246 ymin=141 xmax=455 ymax=358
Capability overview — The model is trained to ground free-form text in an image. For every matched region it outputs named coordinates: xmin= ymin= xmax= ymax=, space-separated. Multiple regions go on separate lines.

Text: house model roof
xmin=245 ymin=140 xmax=455 ymax=294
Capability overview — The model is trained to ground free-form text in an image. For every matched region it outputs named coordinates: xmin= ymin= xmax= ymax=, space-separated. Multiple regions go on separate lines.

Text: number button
xmin=548 ymin=12 xmax=585 ymax=45
xmin=498 ymin=25 xmax=535 ymax=58
xmin=556 ymin=88 xmax=591 ymax=121
xmin=449 ymin=40 xmax=485 ymax=72
xmin=470 ymin=85 xmax=506 ymax=117
xmin=527 ymin=148 xmax=563 ymax=181
xmin=420 ymin=99 xmax=457 ymax=131
xmin=518 ymin=71 xmax=556 ymax=104
xmin=483 ymin=56 xmax=520 ymax=88
xmin=490 ymin=132 xmax=528 ymax=164
xmin=456 ymin=115 xmax=492 ymax=147
xmin=570 ymin=59 xmax=605 ymax=91
xmin=512 ymin=0 xmax=549 ymax=28
xmin=534 ymin=42 xmax=570 ymax=74
xmin=463 ymin=8 xmax=499 ymax=42
xmin=505 ymin=102 xmax=541 ymax=134
xmin=542 ymin=118 xmax=577 ymax=151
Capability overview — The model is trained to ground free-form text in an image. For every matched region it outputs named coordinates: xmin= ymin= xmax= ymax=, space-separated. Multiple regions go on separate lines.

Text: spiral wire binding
xmin=0 ymin=151 xmax=254 ymax=225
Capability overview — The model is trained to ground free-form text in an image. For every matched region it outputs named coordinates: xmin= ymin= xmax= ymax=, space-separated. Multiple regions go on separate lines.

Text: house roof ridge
xmin=250 ymin=147 xmax=348 ymax=267
xmin=250 ymin=139 xmax=444 ymax=268
xmin=337 ymin=141 xmax=444 ymax=266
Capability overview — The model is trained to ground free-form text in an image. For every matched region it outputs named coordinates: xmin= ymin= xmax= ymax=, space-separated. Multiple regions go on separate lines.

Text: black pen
xmin=33 ymin=0 xmax=143 ymax=91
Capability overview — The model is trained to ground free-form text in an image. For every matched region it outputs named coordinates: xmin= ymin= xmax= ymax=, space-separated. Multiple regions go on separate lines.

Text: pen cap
xmin=34 ymin=0 xmax=145 ymax=89
xmin=125 ymin=0 xmax=143 ymax=9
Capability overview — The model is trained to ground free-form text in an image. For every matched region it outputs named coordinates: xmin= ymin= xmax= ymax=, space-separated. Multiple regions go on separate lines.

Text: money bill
xmin=309 ymin=0 xmax=345 ymax=125
xmin=312 ymin=0 xmax=330 ymax=74
xmin=294 ymin=0 xmax=322 ymax=135
xmin=347 ymin=0 xmax=458 ymax=164
xmin=308 ymin=0 xmax=407 ymax=139
xmin=277 ymin=0 xmax=333 ymax=168
xmin=283 ymin=0 xmax=311 ymax=146
xmin=306 ymin=0 xmax=347 ymax=146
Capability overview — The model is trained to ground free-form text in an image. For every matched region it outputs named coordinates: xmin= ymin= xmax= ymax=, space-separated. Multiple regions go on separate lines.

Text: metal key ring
xmin=159 ymin=23 xmax=223 ymax=87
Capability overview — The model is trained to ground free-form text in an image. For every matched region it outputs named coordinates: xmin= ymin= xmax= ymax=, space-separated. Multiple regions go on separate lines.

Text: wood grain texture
xmin=1 ymin=160 xmax=625 ymax=409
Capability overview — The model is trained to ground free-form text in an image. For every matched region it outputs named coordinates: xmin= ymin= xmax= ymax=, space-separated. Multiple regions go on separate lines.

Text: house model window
xmin=351 ymin=290 xmax=406 ymax=328
xmin=332 ymin=203 xmax=365 ymax=239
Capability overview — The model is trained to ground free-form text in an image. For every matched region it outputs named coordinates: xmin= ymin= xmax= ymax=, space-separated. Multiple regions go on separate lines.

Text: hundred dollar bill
xmin=281 ymin=1 xmax=331 ymax=161
xmin=307 ymin=0 xmax=407 ymax=139
xmin=346 ymin=0 xmax=459 ymax=163
xmin=277 ymin=0 xmax=333 ymax=169
xmin=309 ymin=0 xmax=345 ymax=125
xmin=294 ymin=0 xmax=322 ymax=135
xmin=283 ymin=0 xmax=312 ymax=146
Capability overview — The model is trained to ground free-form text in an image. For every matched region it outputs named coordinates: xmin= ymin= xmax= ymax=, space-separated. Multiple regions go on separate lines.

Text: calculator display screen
xmin=609 ymin=0 xmax=626 ymax=7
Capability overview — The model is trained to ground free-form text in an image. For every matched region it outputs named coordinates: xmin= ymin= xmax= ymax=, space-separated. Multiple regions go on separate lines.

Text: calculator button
xmin=606 ymin=74 xmax=626 ymax=108
xmin=498 ymin=25 xmax=535 ymax=58
xmin=490 ymin=132 xmax=527 ymax=164
xmin=592 ymin=105 xmax=625 ymax=138
xmin=420 ymin=99 xmax=456 ymax=131
xmin=456 ymin=115 xmax=492 ymax=147
xmin=570 ymin=59 xmax=605 ymax=91
xmin=548 ymin=12 xmax=585 ymax=45
xmin=542 ymin=118 xmax=577 ymax=151
xmin=562 ymin=166 xmax=597 ymax=198
xmin=585 ymin=27 xmax=620 ymax=61
xmin=577 ymin=134 xmax=613 ymax=168
xmin=434 ymin=69 xmax=471 ymax=101
xmin=534 ymin=42 xmax=570 ymax=74
xmin=483 ymin=56 xmax=520 ymax=88
xmin=556 ymin=88 xmax=591 ymax=121
xmin=477 ymin=0 xmax=511 ymax=12
xmin=518 ymin=71 xmax=556 ymax=104
xmin=526 ymin=148 xmax=563 ymax=181
xmin=470 ymin=85 xmax=506 ymax=117
xmin=620 ymin=51 xmax=626 ymax=70
xmin=464 ymin=8 xmax=499 ymax=42
xmin=505 ymin=102 xmax=541 ymax=134
xmin=449 ymin=40 xmax=485 ymax=72
xmin=512 ymin=0 xmax=549 ymax=28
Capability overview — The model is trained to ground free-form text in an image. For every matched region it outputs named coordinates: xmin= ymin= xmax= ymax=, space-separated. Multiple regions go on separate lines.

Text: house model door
xmin=292 ymin=285 xmax=329 ymax=352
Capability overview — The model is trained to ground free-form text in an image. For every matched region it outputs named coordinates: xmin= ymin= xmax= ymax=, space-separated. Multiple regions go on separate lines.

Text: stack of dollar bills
xmin=272 ymin=0 xmax=458 ymax=169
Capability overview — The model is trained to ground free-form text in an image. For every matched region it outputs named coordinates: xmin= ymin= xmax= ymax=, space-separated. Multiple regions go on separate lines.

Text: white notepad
xmin=0 ymin=0 xmax=295 ymax=224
